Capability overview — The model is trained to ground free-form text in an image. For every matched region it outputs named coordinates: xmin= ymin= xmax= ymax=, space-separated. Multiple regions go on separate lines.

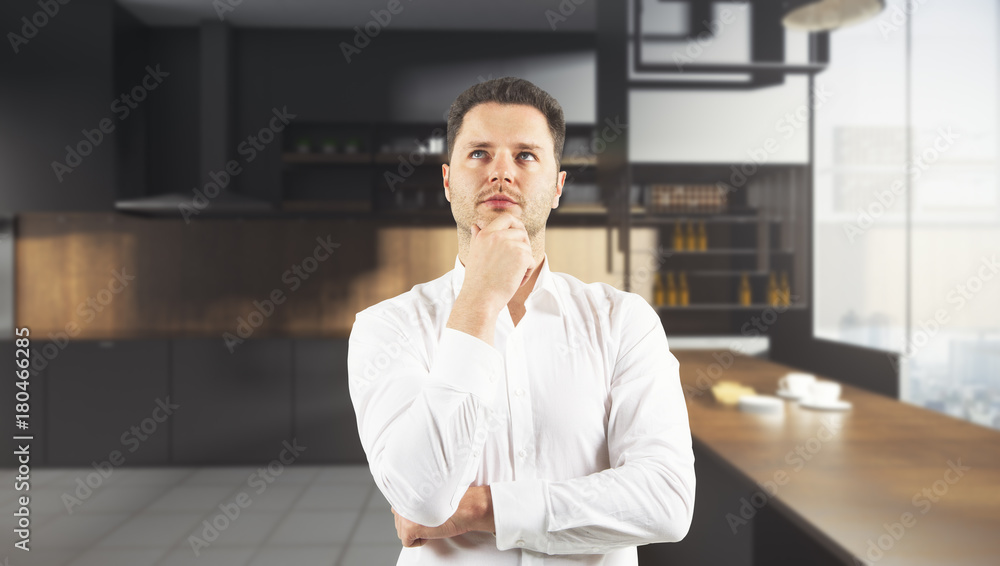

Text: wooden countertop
xmin=673 ymin=350 xmax=1000 ymax=566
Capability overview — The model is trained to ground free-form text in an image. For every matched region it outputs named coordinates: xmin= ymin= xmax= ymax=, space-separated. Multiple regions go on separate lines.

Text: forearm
xmin=350 ymin=311 xmax=505 ymax=527
xmin=490 ymin=457 xmax=695 ymax=555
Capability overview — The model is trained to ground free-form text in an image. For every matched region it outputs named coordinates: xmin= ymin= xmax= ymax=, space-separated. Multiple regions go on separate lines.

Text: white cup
xmin=809 ymin=381 xmax=842 ymax=404
xmin=779 ymin=372 xmax=816 ymax=396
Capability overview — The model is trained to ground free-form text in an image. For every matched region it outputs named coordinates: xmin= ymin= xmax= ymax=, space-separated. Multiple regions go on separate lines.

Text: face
xmin=442 ymin=102 xmax=566 ymax=238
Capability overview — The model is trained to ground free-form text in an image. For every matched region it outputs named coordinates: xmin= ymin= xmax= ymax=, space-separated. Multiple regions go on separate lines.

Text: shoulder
xmin=353 ymin=271 xmax=455 ymax=336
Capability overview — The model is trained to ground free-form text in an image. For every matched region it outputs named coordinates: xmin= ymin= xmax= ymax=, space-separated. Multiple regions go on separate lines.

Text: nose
xmin=489 ymin=150 xmax=515 ymax=186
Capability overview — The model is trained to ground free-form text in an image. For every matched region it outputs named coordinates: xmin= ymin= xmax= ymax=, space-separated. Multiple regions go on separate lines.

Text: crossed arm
xmin=346 ymin=295 xmax=695 ymax=554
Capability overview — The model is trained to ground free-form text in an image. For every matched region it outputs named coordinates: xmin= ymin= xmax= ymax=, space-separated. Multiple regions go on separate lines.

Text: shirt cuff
xmin=491 ymin=478 xmax=549 ymax=553
xmin=429 ymin=327 xmax=505 ymax=407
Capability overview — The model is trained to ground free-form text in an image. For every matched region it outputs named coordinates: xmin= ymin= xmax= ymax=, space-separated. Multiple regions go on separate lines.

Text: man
xmin=348 ymin=77 xmax=695 ymax=565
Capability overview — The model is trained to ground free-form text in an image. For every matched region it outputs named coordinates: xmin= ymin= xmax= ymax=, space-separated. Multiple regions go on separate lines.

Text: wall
xmin=16 ymin=213 xmax=656 ymax=340
xmin=0 ymin=0 xmax=115 ymax=212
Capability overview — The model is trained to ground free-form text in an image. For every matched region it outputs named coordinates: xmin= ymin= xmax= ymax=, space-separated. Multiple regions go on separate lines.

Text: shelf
xmin=282 ymin=152 xmax=371 ymax=164
xmin=372 ymin=152 xmax=447 ymax=165
xmin=673 ymin=270 xmax=786 ymax=277
xmin=281 ymin=200 xmax=372 ymax=212
xmin=283 ymin=152 xmax=596 ymax=167
xmin=655 ymin=304 xmax=807 ymax=311
xmin=631 ymin=214 xmax=776 ymax=225
xmin=660 ymin=249 xmax=794 ymax=255
xmin=562 ymin=156 xmax=597 ymax=167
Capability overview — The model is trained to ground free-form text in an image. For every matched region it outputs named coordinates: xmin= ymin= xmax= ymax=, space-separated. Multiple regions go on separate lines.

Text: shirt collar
xmin=450 ymin=253 xmax=562 ymax=316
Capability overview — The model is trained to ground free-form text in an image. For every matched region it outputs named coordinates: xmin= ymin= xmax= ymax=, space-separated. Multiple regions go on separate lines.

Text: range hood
xmin=115 ymin=190 xmax=272 ymax=217
xmin=115 ymin=19 xmax=273 ymax=218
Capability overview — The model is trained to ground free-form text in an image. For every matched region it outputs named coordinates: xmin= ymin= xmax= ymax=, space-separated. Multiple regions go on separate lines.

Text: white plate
xmin=798 ymin=398 xmax=852 ymax=411
xmin=776 ymin=388 xmax=805 ymax=400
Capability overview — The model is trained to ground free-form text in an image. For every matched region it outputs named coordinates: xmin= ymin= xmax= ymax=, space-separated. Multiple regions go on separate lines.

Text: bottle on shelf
xmin=686 ymin=221 xmax=697 ymax=251
xmin=697 ymin=221 xmax=707 ymax=251
xmin=673 ymin=222 xmax=685 ymax=250
xmin=779 ymin=271 xmax=791 ymax=307
xmin=739 ymin=272 xmax=752 ymax=306
xmin=653 ymin=272 xmax=665 ymax=306
xmin=767 ymin=272 xmax=779 ymax=306
xmin=666 ymin=271 xmax=678 ymax=306
xmin=679 ymin=271 xmax=690 ymax=307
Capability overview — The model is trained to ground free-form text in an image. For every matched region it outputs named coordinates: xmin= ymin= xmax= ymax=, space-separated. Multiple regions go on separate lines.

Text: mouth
xmin=480 ymin=194 xmax=518 ymax=206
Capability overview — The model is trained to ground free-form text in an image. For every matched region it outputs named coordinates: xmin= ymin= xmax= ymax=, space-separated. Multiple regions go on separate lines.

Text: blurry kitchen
xmin=1 ymin=0 xmax=998 ymax=565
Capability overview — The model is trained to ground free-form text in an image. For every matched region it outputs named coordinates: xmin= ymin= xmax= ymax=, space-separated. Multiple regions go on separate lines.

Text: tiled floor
xmin=0 ymin=465 xmax=404 ymax=566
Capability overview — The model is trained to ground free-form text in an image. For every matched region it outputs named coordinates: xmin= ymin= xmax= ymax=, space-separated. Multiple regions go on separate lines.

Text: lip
xmin=480 ymin=194 xmax=518 ymax=205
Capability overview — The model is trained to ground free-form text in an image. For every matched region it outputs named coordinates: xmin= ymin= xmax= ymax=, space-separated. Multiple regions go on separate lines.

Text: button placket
xmin=505 ymin=330 xmax=537 ymax=476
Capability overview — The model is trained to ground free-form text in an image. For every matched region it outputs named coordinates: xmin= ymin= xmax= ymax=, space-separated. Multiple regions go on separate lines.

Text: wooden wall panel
xmin=16 ymin=213 xmax=655 ymax=339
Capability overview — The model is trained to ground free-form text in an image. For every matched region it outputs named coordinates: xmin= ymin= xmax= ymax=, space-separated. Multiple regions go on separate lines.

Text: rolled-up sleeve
xmin=348 ymin=309 xmax=506 ymax=527
xmin=489 ymin=294 xmax=696 ymax=554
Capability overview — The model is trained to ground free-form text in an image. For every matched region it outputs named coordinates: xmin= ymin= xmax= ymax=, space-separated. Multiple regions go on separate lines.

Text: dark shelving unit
xmin=278 ymin=121 xmax=602 ymax=222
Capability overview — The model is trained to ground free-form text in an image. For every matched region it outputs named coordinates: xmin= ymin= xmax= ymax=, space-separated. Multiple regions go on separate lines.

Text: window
xmin=814 ymin=0 xmax=1000 ymax=429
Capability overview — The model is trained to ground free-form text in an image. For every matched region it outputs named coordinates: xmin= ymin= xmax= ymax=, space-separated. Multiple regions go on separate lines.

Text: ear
xmin=552 ymin=170 xmax=566 ymax=208
xmin=442 ymin=163 xmax=451 ymax=202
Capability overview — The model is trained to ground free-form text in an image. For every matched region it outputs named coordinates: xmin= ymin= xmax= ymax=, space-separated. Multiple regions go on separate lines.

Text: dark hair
xmin=446 ymin=77 xmax=566 ymax=169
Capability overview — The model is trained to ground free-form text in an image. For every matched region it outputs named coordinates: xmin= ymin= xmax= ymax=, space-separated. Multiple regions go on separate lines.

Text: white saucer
xmin=776 ymin=388 xmax=805 ymax=400
xmin=798 ymin=398 xmax=852 ymax=411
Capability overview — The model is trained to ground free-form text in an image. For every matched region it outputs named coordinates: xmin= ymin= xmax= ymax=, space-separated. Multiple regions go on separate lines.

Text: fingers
xmin=484 ymin=212 xmax=527 ymax=235
xmin=392 ymin=507 xmax=426 ymax=548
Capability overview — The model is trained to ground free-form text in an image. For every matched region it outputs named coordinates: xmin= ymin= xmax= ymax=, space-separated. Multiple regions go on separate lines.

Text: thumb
xmin=471 ymin=224 xmax=480 ymax=238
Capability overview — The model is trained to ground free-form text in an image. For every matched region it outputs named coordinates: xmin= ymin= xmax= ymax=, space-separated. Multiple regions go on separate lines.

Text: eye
xmin=470 ymin=149 xmax=487 ymax=159
xmin=518 ymin=152 xmax=537 ymax=161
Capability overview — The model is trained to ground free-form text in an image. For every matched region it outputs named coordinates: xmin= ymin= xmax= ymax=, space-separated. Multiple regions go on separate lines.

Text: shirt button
xmin=515 ymin=387 xmax=524 ymax=397
xmin=472 ymin=449 xmax=480 ymax=457
xmin=516 ymin=539 xmax=526 ymax=547
xmin=518 ymin=448 xmax=526 ymax=458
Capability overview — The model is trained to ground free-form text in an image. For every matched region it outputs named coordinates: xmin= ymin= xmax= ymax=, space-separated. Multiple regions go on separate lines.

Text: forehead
xmin=456 ymin=102 xmax=553 ymax=149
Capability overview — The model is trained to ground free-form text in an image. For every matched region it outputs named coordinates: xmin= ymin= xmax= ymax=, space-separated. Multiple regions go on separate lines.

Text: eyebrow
xmin=463 ymin=141 xmax=544 ymax=151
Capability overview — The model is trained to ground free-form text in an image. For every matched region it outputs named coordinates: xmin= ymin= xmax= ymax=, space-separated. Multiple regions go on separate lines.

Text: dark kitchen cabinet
xmin=171 ymin=339 xmax=293 ymax=464
xmin=293 ymin=339 xmax=366 ymax=464
xmin=45 ymin=340 xmax=170 ymax=466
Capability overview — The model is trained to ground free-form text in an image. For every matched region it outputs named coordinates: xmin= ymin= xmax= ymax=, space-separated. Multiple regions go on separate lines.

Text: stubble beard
xmin=449 ymin=177 xmax=556 ymax=239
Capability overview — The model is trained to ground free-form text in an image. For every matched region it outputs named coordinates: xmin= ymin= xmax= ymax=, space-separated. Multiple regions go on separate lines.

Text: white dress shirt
xmin=347 ymin=253 xmax=695 ymax=565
